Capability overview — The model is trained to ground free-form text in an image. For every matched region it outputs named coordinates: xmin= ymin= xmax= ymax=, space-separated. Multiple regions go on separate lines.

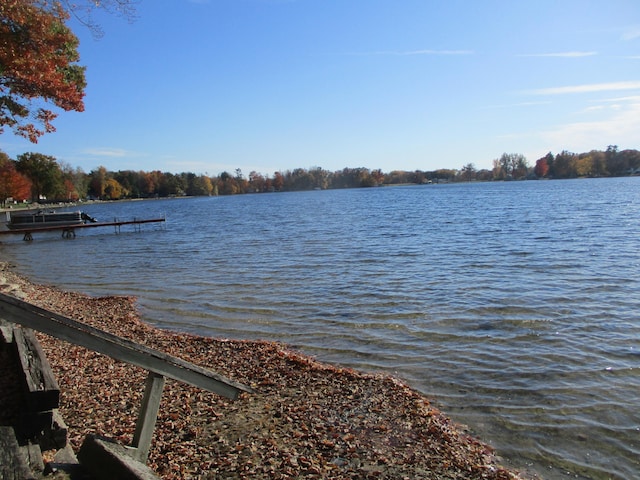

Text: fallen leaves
xmin=0 ymin=262 xmax=523 ymax=480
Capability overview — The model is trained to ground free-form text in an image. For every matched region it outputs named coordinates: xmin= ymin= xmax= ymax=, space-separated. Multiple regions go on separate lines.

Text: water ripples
xmin=2 ymin=178 xmax=639 ymax=479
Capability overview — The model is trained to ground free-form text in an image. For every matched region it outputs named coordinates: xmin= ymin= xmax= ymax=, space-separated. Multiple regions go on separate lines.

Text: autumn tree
xmin=103 ymin=177 xmax=125 ymax=199
xmin=432 ymin=169 xmax=457 ymax=182
xmin=590 ymin=150 xmax=608 ymax=177
xmin=59 ymin=161 xmax=87 ymax=200
xmin=0 ymin=150 xmax=31 ymax=205
xmin=272 ymin=171 xmax=284 ymax=191
xmin=309 ymin=167 xmax=330 ymax=190
xmin=88 ymin=166 xmax=108 ymax=198
xmin=534 ymin=156 xmax=550 ymax=178
xmin=248 ymin=171 xmax=266 ymax=192
xmin=385 ymin=170 xmax=411 ymax=184
xmin=196 ymin=174 xmax=214 ymax=196
xmin=137 ymin=171 xmax=156 ymax=196
xmin=371 ymin=168 xmax=384 ymax=185
xmin=0 ymin=1 xmax=87 ymax=142
xmin=574 ymin=154 xmax=594 ymax=177
xmin=217 ymin=171 xmax=239 ymax=195
xmin=15 ymin=151 xmax=64 ymax=201
xmin=460 ymin=163 xmax=476 ymax=182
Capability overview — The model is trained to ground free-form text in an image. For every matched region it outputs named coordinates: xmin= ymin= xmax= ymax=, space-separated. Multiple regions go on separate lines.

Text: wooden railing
xmin=0 ymin=292 xmax=252 ymax=464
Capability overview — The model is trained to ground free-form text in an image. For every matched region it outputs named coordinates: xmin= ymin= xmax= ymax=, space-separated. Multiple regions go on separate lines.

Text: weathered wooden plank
xmin=78 ymin=435 xmax=161 ymax=480
xmin=0 ymin=317 xmax=14 ymax=343
xmin=131 ymin=372 xmax=166 ymax=462
xmin=13 ymin=326 xmax=60 ymax=412
xmin=0 ymin=292 xmax=251 ymax=400
xmin=0 ymin=426 xmax=37 ymax=480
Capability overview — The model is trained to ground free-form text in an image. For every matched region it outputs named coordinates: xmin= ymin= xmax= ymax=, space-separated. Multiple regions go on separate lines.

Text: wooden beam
xmin=0 ymin=427 xmax=37 ymax=480
xmin=78 ymin=435 xmax=161 ymax=480
xmin=0 ymin=292 xmax=252 ymax=400
xmin=131 ymin=372 xmax=165 ymax=462
xmin=13 ymin=326 xmax=60 ymax=412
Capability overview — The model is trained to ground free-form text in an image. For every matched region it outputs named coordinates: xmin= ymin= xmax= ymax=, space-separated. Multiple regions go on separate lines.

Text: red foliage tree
xmin=0 ymin=152 xmax=31 ymax=205
xmin=0 ymin=0 xmax=86 ymax=142
xmin=534 ymin=157 xmax=550 ymax=178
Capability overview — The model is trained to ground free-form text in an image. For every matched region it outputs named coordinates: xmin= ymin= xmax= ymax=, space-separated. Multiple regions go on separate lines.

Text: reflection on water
xmin=2 ymin=178 xmax=639 ymax=479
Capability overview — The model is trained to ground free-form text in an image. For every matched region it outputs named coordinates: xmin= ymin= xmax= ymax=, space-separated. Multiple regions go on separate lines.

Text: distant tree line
xmin=0 ymin=146 xmax=639 ymax=205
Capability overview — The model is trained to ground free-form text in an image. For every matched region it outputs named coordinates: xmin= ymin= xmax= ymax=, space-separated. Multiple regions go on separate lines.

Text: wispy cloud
xmin=525 ymin=81 xmax=640 ymax=95
xmin=518 ymin=51 xmax=597 ymax=58
xmin=595 ymin=95 xmax=640 ymax=103
xmin=540 ymin=101 xmax=640 ymax=149
xmin=82 ymin=148 xmax=142 ymax=158
xmin=621 ymin=26 xmax=640 ymax=41
xmin=350 ymin=49 xmax=473 ymax=56
xmin=483 ymin=101 xmax=552 ymax=109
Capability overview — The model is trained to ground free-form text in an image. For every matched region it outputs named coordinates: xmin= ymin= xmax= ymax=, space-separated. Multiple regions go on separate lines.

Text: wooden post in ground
xmin=131 ymin=372 xmax=166 ymax=463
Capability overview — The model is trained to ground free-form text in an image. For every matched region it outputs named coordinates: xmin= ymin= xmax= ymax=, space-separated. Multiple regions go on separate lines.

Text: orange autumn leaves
xmin=0 ymin=0 xmax=86 ymax=142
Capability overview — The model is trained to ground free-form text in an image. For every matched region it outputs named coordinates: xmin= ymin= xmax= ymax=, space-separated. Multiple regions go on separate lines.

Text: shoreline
xmin=0 ymin=262 xmax=525 ymax=479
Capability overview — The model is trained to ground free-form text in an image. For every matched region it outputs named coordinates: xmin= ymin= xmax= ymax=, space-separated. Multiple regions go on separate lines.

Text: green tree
xmin=113 ymin=170 xmax=140 ymax=197
xmin=620 ymin=149 xmax=640 ymax=173
xmin=552 ymin=151 xmax=576 ymax=178
xmin=15 ymin=152 xmax=64 ymax=201
xmin=589 ymin=150 xmax=608 ymax=177
xmin=498 ymin=153 xmax=528 ymax=179
xmin=59 ymin=161 xmax=88 ymax=200
xmin=157 ymin=172 xmax=185 ymax=196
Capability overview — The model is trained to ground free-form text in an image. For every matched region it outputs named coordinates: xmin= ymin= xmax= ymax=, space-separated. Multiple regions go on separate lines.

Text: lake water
xmin=1 ymin=178 xmax=639 ymax=479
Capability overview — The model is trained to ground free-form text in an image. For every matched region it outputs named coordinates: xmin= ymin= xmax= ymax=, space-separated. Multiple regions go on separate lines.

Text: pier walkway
xmin=0 ymin=216 xmax=166 ymax=241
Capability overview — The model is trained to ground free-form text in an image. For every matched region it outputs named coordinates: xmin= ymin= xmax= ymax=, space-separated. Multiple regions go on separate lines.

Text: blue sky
xmin=2 ymin=0 xmax=640 ymax=176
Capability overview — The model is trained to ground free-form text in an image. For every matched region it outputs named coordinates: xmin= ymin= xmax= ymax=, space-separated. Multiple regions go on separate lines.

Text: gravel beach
xmin=0 ymin=262 xmax=523 ymax=479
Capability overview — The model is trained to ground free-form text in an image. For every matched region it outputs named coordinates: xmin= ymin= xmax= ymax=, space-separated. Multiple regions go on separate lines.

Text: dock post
xmin=131 ymin=371 xmax=166 ymax=462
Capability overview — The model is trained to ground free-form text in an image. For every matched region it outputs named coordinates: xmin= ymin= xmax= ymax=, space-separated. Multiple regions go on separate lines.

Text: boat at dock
xmin=1 ymin=210 xmax=165 ymax=241
xmin=5 ymin=210 xmax=97 ymax=230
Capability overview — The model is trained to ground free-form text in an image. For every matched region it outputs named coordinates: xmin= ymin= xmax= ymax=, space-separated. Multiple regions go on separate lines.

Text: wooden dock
xmin=0 ymin=216 xmax=166 ymax=241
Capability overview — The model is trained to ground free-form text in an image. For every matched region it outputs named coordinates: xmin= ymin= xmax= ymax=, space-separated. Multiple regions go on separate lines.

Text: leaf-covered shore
xmin=1 ymin=262 xmax=524 ymax=479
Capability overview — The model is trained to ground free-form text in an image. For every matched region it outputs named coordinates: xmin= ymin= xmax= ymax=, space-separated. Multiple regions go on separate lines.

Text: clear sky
xmin=2 ymin=0 xmax=640 ymax=176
